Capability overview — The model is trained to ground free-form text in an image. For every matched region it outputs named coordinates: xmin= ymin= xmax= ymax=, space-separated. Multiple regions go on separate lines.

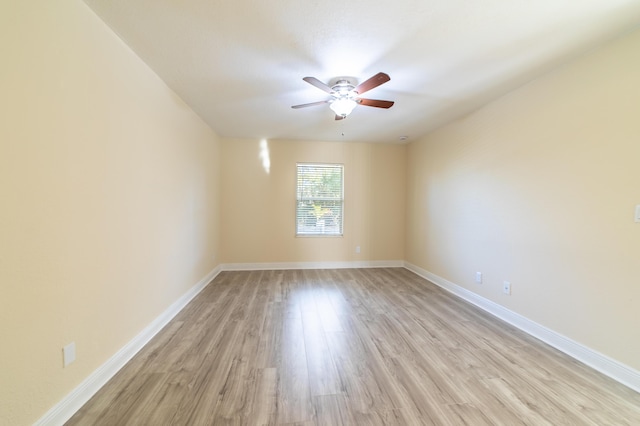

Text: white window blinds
xmin=296 ymin=163 xmax=344 ymax=236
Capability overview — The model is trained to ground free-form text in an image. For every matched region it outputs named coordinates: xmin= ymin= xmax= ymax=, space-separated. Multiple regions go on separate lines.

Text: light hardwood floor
xmin=66 ymin=268 xmax=640 ymax=425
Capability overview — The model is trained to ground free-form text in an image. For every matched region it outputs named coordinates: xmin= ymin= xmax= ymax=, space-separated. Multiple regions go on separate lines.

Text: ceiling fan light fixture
xmin=330 ymin=98 xmax=357 ymax=117
xmin=292 ymin=73 xmax=392 ymax=120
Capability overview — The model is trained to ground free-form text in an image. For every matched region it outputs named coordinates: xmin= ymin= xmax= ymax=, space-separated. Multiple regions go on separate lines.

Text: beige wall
xmin=221 ymin=139 xmax=405 ymax=264
xmin=406 ymin=28 xmax=640 ymax=370
xmin=0 ymin=1 xmax=221 ymax=425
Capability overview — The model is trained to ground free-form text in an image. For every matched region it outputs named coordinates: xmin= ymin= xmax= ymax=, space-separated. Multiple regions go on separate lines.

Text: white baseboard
xmin=34 ymin=265 xmax=222 ymax=426
xmin=221 ymin=260 xmax=404 ymax=271
xmin=403 ymin=262 xmax=640 ymax=393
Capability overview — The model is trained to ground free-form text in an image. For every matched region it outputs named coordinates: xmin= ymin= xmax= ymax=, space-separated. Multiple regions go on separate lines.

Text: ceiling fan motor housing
xmin=331 ymin=79 xmax=357 ymax=96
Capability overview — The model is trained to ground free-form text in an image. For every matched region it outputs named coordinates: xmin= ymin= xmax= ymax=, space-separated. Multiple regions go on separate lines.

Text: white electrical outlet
xmin=503 ymin=281 xmax=511 ymax=295
xmin=355 ymin=246 xmax=361 ymax=254
xmin=635 ymin=205 xmax=640 ymax=223
xmin=63 ymin=342 xmax=76 ymax=367
xmin=475 ymin=272 xmax=482 ymax=284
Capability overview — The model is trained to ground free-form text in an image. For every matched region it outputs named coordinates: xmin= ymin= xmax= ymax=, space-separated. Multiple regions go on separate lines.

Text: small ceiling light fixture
xmin=330 ymin=98 xmax=358 ymax=117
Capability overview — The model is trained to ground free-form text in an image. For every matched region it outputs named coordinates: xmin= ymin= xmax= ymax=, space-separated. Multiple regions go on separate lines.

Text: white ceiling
xmin=84 ymin=0 xmax=640 ymax=143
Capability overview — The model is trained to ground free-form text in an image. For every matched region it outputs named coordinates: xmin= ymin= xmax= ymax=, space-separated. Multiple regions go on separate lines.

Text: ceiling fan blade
xmin=291 ymin=100 xmax=330 ymax=109
xmin=335 ymin=114 xmax=345 ymax=121
xmin=354 ymin=72 xmax=390 ymax=95
xmin=357 ymin=98 xmax=394 ymax=109
xmin=303 ymin=77 xmax=334 ymax=94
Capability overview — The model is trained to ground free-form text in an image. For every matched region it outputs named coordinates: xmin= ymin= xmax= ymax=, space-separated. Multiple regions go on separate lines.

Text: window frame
xmin=295 ymin=162 xmax=344 ymax=237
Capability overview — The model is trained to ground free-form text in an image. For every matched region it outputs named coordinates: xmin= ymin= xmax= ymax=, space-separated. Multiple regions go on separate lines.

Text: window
xmin=296 ymin=163 xmax=344 ymax=236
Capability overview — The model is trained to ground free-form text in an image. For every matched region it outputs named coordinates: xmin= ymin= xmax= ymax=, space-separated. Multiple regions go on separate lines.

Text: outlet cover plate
xmin=503 ymin=281 xmax=511 ymax=295
xmin=63 ymin=342 xmax=76 ymax=367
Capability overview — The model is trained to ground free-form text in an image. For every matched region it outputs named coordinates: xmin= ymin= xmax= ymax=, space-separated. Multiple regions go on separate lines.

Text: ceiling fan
xmin=292 ymin=72 xmax=394 ymax=120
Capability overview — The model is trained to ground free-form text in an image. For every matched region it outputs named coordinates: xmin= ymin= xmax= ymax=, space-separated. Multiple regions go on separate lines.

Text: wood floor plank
xmin=276 ymin=315 xmax=314 ymax=424
xmin=325 ymin=326 xmax=401 ymax=416
xmin=245 ymin=367 xmax=277 ymax=426
xmin=301 ymin=306 xmax=343 ymax=396
xmin=313 ymin=395 xmax=346 ymax=426
xmin=444 ymin=403 xmax=495 ymax=426
xmin=66 ymin=268 xmax=640 ymax=425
